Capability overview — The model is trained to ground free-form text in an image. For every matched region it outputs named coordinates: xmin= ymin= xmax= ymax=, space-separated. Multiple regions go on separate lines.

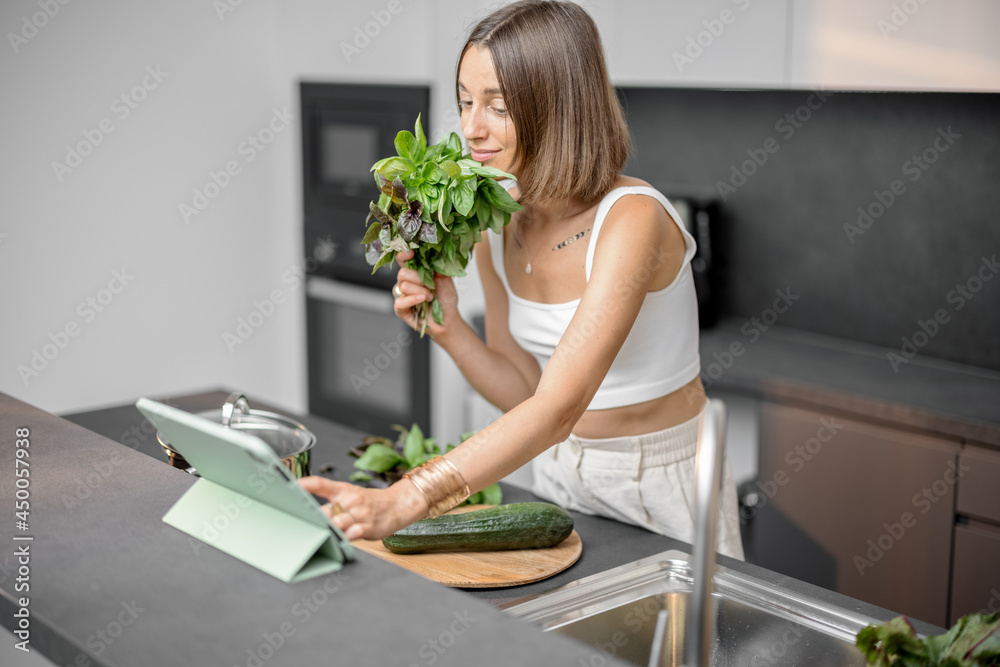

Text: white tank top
xmin=489 ymin=185 xmax=701 ymax=410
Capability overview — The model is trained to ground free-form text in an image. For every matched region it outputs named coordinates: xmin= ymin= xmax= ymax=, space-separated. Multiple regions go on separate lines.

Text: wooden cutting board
xmin=351 ymin=505 xmax=582 ymax=588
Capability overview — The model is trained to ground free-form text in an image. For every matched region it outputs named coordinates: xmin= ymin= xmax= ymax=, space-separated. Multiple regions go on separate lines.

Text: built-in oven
xmin=300 ymin=82 xmax=431 ymax=436
xmin=305 ymin=277 xmax=430 ymax=437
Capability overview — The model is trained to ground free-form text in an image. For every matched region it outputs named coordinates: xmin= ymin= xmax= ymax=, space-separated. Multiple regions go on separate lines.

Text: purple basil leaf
xmin=418 ymin=222 xmax=439 ymax=244
xmin=365 ymin=238 xmax=383 ymax=266
xmin=391 ymin=177 xmax=407 ymax=203
xmin=397 ymin=200 xmax=423 ymax=241
xmin=376 ymin=172 xmax=394 ymax=197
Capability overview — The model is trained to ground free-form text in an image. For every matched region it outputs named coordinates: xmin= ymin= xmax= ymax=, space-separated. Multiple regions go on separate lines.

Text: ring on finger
xmin=392 ymin=284 xmax=403 ymax=298
xmin=330 ymin=502 xmax=344 ymax=516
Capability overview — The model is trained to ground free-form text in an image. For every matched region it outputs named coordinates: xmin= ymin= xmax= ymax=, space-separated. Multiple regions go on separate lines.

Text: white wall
xmin=1 ymin=0 xmax=301 ymax=415
xmin=2 ymin=0 xmax=998 ymax=424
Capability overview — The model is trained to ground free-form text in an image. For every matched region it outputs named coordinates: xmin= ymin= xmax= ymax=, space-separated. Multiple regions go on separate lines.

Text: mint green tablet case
xmin=136 ymin=398 xmax=353 ymax=583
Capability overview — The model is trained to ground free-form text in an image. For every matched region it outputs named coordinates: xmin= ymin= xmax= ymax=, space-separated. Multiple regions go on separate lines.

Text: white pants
xmin=531 ymin=409 xmax=745 ymax=561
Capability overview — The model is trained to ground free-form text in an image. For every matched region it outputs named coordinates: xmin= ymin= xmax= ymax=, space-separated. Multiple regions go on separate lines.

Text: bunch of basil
xmin=363 ymin=115 xmax=522 ymax=334
xmin=349 ymin=423 xmax=502 ymax=506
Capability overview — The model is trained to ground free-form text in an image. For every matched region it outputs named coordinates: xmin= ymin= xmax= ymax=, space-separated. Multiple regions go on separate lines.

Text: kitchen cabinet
xmin=788 ymin=0 xmax=1000 ymax=91
xmin=951 ymin=523 xmax=1000 ymax=623
xmin=950 ymin=444 xmax=1000 ymax=623
xmin=600 ymin=0 xmax=789 ymax=88
xmin=754 ymin=401 xmax=959 ymax=627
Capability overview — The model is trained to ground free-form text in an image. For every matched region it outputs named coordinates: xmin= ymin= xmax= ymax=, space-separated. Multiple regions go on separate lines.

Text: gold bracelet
xmin=403 ymin=456 xmax=471 ymax=518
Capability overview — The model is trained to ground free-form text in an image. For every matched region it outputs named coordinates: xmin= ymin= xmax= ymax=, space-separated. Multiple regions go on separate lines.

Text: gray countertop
xmin=700 ymin=317 xmax=1000 ymax=448
xmin=1 ymin=389 xmax=942 ymax=667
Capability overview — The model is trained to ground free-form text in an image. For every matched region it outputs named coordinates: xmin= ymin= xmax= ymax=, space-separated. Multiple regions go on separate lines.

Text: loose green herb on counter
xmin=363 ymin=114 xmax=522 ymax=335
xmin=856 ymin=613 xmax=1000 ymax=666
xmin=348 ymin=423 xmax=502 ymax=507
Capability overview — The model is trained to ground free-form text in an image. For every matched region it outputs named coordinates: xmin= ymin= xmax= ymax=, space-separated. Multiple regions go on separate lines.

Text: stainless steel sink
xmin=504 ymin=550 xmax=877 ymax=666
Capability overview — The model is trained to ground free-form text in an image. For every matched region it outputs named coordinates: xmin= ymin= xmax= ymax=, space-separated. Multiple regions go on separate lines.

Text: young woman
xmin=301 ymin=0 xmax=744 ymax=560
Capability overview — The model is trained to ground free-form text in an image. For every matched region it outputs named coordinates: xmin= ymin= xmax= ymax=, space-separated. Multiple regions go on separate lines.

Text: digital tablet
xmin=135 ymin=397 xmax=352 ymax=552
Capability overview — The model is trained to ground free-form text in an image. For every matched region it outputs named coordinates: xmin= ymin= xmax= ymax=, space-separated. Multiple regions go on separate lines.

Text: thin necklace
xmin=519 ymin=202 xmax=574 ymax=274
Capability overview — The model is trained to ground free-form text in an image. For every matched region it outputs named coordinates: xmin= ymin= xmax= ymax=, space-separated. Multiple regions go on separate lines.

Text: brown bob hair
xmin=458 ymin=0 xmax=630 ymax=205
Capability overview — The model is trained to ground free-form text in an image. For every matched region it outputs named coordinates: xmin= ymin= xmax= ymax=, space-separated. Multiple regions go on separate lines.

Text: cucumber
xmin=382 ymin=502 xmax=574 ymax=554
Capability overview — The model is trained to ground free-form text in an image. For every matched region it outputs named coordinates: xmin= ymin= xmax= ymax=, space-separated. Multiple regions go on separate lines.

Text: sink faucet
xmin=683 ymin=399 xmax=727 ymax=667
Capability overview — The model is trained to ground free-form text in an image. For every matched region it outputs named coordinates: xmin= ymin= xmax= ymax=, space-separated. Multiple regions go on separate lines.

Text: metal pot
xmin=156 ymin=393 xmax=315 ymax=478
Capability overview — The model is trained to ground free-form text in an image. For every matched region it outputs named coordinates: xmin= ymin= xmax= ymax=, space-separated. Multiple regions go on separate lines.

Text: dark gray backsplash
xmin=619 ymin=87 xmax=1000 ymax=371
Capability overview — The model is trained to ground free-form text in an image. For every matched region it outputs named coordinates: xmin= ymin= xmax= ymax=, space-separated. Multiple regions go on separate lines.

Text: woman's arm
xmin=301 ymin=195 xmax=683 ymax=539
xmin=393 ymin=234 xmax=543 ymax=412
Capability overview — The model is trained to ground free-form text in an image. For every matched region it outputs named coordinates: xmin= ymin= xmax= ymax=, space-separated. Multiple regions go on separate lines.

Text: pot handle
xmin=221 ymin=392 xmax=250 ymax=427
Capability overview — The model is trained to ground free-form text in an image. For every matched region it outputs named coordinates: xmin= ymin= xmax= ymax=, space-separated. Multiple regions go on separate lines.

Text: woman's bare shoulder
xmin=612 ymin=174 xmax=653 ymax=189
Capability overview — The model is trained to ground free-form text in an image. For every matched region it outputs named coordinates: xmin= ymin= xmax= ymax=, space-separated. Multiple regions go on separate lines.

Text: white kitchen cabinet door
xmin=788 ymin=0 xmax=1000 ymax=91
xmin=600 ymin=0 xmax=791 ymax=88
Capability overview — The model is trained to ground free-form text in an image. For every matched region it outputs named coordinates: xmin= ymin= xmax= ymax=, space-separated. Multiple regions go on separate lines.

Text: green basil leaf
xmin=488 ymin=205 xmax=505 ymax=234
xmin=414 ymin=113 xmax=427 ymax=151
xmin=361 ymin=221 xmax=382 ymax=245
xmin=481 ymin=179 xmax=522 ymax=213
xmin=431 ymin=253 xmax=466 ymax=277
xmin=394 ymin=130 xmax=418 ymax=161
xmin=475 ymin=197 xmax=491 ymax=231
xmin=468 ymin=164 xmax=517 ymax=180
xmin=453 ymin=178 xmax=475 ymax=216
xmin=353 ymin=443 xmax=403 ymax=473
xmin=371 ymin=249 xmax=395 ymax=273
xmin=437 ymin=188 xmax=453 ymax=231
xmin=417 ymin=263 xmax=436 ymax=290
xmin=479 ymin=483 xmax=503 ymax=505
xmin=432 ymin=298 xmax=444 ymax=325
xmin=349 ymin=470 xmax=373 ymax=483
xmin=376 ymin=156 xmax=414 ymax=180
xmin=439 ymin=160 xmax=461 ymax=179
xmin=446 ymin=132 xmax=463 ymax=155
xmin=403 ymin=424 xmax=424 ymax=467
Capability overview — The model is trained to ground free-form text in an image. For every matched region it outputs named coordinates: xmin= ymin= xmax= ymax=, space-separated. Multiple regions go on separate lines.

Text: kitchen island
xmin=1 ymin=390 xmax=936 ymax=666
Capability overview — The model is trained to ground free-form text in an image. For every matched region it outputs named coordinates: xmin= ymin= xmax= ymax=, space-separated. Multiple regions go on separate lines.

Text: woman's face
xmin=458 ymin=45 xmax=517 ymax=174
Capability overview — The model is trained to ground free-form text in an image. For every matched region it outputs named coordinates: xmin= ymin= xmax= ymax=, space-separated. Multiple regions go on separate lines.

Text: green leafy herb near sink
xmin=856 ymin=613 xmax=1000 ymax=666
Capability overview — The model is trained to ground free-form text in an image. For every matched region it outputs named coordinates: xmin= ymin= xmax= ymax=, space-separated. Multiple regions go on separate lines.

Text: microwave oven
xmin=300 ymin=82 xmax=429 ymax=290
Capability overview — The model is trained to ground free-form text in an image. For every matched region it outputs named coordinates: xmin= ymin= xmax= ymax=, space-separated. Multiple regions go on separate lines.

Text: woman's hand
xmin=392 ymin=250 xmax=462 ymax=342
xmin=298 ymin=476 xmax=429 ymax=541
